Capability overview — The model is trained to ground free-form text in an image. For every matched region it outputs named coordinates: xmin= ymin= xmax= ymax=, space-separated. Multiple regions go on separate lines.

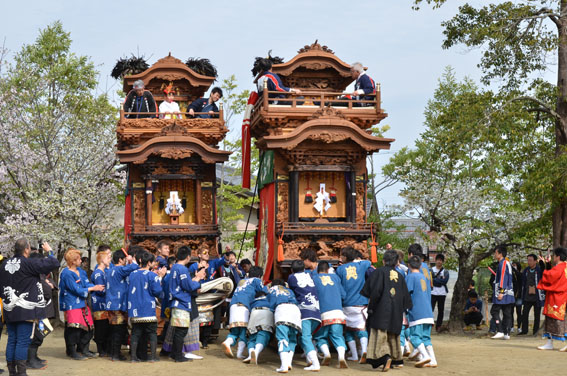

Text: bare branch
xmin=511 ymin=96 xmax=567 ymax=140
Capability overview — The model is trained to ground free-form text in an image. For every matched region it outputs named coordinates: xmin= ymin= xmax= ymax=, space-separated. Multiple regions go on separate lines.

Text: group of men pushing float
xmin=1 ymin=236 xmax=567 ymax=375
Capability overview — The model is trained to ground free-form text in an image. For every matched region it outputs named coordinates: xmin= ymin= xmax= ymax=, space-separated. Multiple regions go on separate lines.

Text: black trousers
xmin=131 ymin=322 xmax=157 ymax=360
xmin=521 ymin=301 xmax=542 ymax=335
xmin=93 ymin=319 xmax=111 ymax=355
xmin=464 ymin=312 xmax=483 ymax=326
xmin=490 ymin=303 xmax=513 ymax=335
xmin=431 ymin=295 xmax=446 ymax=329
xmin=172 ymin=326 xmax=188 ymax=361
xmin=65 ymin=327 xmax=93 ymax=353
xmin=110 ymin=324 xmax=128 ymax=357
xmin=510 ymin=301 xmax=522 ymax=329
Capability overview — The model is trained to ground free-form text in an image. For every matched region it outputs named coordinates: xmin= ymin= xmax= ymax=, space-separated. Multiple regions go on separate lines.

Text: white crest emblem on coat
xmin=295 ymin=272 xmax=315 ymax=288
xmin=5 ymin=259 xmax=21 ymax=274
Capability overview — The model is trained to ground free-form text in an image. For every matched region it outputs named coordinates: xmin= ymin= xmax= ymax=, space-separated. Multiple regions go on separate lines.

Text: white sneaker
xmin=503 ymin=334 xmax=510 ymax=340
xmin=491 ymin=332 xmax=505 ymax=339
xmin=560 ymin=344 xmax=567 ymax=352
xmin=538 ymin=339 xmax=554 ymax=350
xmin=184 ymin=352 xmax=203 ymax=360
xmin=510 ymin=327 xmax=515 ymax=333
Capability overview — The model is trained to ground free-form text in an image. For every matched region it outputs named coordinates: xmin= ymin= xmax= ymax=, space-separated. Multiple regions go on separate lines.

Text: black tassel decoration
xmin=185 ymin=57 xmax=218 ymax=79
xmin=251 ymin=52 xmax=285 ymax=76
xmin=111 ymin=55 xmax=149 ymax=79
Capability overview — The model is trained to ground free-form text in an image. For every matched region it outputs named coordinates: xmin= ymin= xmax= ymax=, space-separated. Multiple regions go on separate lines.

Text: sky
xmin=1 ymin=0 xmax=490 ymax=208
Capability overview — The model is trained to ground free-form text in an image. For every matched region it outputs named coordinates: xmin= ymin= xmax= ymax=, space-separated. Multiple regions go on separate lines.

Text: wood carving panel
xmin=333 ymin=237 xmax=369 ymax=259
xmin=277 ymin=182 xmax=289 ymax=223
xmin=356 ymin=182 xmax=366 ymax=223
xmin=202 ymin=190 xmax=213 ymax=224
xmin=132 ymin=237 xmax=216 ymax=257
xmin=281 ymin=236 xmax=369 ymax=261
xmin=133 ymin=190 xmax=146 ymax=231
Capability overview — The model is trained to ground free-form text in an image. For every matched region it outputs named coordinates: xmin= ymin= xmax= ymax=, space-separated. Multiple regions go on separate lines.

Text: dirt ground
xmin=1 ymin=327 xmax=565 ymax=375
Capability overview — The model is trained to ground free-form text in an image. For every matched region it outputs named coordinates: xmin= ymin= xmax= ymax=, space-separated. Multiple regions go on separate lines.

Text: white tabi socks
xmin=319 ymin=344 xmax=331 ymax=366
xmin=276 ymin=352 xmax=289 ymax=373
xmin=254 ymin=343 xmax=264 ymax=364
xmin=425 ymin=345 xmax=437 ymax=367
xmin=415 ymin=343 xmax=431 ymax=368
xmin=538 ymin=339 xmax=554 ymax=350
xmin=337 ymin=346 xmax=348 ymax=369
xmin=236 ymin=341 xmax=247 ymax=359
xmin=408 ymin=347 xmax=420 ymax=361
xmin=287 ymin=351 xmax=294 ymax=370
xmin=359 ymin=336 xmax=368 ymax=364
xmin=346 ymin=340 xmax=358 ymax=361
xmin=222 ymin=337 xmax=234 ymax=358
xmin=403 ymin=341 xmax=412 ymax=357
xmin=304 ymin=350 xmax=320 ymax=371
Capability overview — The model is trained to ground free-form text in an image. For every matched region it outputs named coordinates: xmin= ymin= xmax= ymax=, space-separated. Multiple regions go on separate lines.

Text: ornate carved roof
xmin=116 ymin=131 xmax=231 ymax=164
xmin=271 ymin=41 xmax=354 ymax=91
xmin=257 ymin=112 xmax=394 ymax=152
xmin=122 ymin=54 xmax=216 ymax=100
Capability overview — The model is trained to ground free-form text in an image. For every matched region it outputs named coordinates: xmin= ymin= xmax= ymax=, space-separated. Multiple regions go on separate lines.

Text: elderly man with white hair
xmin=123 ymin=79 xmax=157 ymax=118
xmin=349 ymin=62 xmax=376 ymax=106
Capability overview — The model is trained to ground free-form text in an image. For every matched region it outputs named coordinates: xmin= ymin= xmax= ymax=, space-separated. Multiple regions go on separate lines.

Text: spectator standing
xmin=0 ymin=239 xmax=59 ymax=375
xmin=519 ymin=254 xmax=544 ymax=336
xmin=511 ymin=261 xmax=523 ymax=333
xmin=490 ymin=245 xmax=515 ymax=340
xmin=430 ymin=254 xmax=449 ymax=332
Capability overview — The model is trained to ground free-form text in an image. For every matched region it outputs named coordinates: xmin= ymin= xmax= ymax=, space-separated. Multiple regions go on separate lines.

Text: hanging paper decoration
xmin=329 ymin=172 xmax=337 ymax=203
xmin=304 ymin=173 xmax=313 ymax=203
xmin=314 ymin=183 xmax=331 ymax=215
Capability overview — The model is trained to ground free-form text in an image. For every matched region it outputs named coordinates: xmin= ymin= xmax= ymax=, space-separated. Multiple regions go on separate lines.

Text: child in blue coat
xmin=270 ymin=279 xmax=301 ymax=373
xmin=406 ymin=256 xmax=436 ymax=368
xmin=169 ymin=247 xmax=205 ymax=362
xmin=222 ymin=266 xmax=268 ymax=359
xmin=105 ymin=250 xmax=138 ymax=361
xmin=243 ymin=280 xmax=275 ymax=365
xmin=287 ymin=259 xmax=321 ymax=372
xmin=336 ymin=247 xmax=373 ymax=363
xmin=313 ymin=261 xmax=348 ymax=368
xmin=127 ymin=251 xmax=166 ymax=362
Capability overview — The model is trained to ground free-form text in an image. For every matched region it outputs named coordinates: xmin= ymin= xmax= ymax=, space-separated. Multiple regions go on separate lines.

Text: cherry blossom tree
xmin=0 ymin=22 xmax=123 ymax=260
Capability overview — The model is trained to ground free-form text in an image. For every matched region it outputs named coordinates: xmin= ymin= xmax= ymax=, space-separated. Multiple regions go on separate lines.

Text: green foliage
xmin=367 ymin=208 xmax=416 ymax=253
xmin=216 ymin=75 xmax=257 ymax=255
xmin=0 ymin=21 xmax=123 ymax=256
xmin=412 ymin=0 xmax=567 ymax=248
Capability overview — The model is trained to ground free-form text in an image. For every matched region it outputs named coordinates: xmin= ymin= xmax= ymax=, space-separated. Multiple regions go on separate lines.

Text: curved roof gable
xmin=271 ymin=41 xmax=354 ymax=91
xmin=123 ymin=54 xmax=216 ymax=99
xmin=258 ymin=108 xmax=394 ymax=152
xmin=117 ymin=123 xmax=231 ymax=164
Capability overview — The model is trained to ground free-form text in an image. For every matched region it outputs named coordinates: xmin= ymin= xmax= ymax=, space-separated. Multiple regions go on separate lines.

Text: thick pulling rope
xmin=236 ymin=153 xmax=264 ymax=263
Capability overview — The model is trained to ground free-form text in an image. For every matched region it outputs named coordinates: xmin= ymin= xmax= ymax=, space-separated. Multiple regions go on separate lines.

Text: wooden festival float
xmin=116 ymin=54 xmax=230 ymax=256
xmin=245 ymin=42 xmax=393 ymax=281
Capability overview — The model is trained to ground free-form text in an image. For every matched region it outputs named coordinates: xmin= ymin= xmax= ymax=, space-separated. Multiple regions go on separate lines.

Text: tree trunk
xmin=447 ymin=250 xmax=476 ymax=332
xmin=553 ymin=1 xmax=567 ymax=248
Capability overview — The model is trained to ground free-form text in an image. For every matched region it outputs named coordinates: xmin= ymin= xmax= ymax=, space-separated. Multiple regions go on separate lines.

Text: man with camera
xmin=0 ymin=238 xmax=60 ymax=375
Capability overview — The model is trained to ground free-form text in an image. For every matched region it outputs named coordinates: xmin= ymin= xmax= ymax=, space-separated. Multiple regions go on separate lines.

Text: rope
xmin=236 ymin=152 xmax=264 ymax=262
